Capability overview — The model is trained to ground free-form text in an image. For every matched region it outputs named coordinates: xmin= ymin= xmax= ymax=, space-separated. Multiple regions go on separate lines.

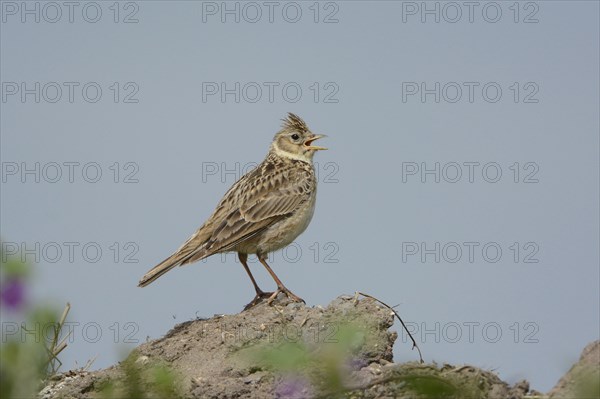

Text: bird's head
xmin=270 ymin=113 xmax=327 ymax=162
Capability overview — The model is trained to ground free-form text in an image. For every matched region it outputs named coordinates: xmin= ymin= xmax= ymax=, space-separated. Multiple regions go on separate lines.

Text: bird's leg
xmin=239 ymin=253 xmax=264 ymax=295
xmin=239 ymin=253 xmax=273 ymax=310
xmin=258 ymin=255 xmax=305 ymax=305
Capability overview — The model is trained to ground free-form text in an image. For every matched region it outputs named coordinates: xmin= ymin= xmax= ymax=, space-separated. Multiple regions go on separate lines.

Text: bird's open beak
xmin=304 ymin=134 xmax=328 ymax=151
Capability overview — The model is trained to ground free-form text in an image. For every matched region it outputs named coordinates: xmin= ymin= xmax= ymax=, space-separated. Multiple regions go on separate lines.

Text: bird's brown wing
xmin=181 ymin=161 xmax=314 ymax=262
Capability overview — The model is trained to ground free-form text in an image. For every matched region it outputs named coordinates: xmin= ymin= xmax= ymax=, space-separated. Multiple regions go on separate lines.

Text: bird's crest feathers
xmin=281 ymin=113 xmax=309 ymax=133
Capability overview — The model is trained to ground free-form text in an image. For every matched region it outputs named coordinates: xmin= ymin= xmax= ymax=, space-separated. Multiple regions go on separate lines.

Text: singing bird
xmin=138 ymin=113 xmax=327 ymax=309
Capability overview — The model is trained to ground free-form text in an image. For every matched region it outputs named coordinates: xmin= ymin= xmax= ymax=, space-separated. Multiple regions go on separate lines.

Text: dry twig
xmin=356 ymin=292 xmax=424 ymax=364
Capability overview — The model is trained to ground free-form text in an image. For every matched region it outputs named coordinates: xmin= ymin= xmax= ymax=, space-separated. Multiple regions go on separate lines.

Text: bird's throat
xmin=270 ymin=141 xmax=314 ymax=163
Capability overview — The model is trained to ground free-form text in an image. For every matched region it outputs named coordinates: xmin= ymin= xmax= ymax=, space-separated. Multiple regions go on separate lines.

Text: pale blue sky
xmin=1 ymin=1 xmax=598 ymax=392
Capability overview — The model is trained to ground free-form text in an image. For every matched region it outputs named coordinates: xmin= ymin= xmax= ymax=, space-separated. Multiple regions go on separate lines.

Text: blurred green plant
xmin=240 ymin=315 xmax=485 ymax=398
xmin=573 ymin=368 xmax=600 ymax=399
xmin=1 ymin=244 xmax=183 ymax=399
xmin=379 ymin=370 xmax=465 ymax=398
xmin=244 ymin=323 xmax=369 ymax=398
xmin=0 ymin=244 xmax=71 ymax=399
xmin=97 ymin=352 xmax=182 ymax=399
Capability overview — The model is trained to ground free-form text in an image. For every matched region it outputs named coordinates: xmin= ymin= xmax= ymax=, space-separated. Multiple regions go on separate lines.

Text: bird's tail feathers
xmin=138 ymin=226 xmax=216 ymax=287
xmin=138 ymin=245 xmax=207 ymax=287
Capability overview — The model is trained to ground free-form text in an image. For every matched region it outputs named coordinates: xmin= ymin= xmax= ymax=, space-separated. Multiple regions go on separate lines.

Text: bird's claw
xmin=267 ymin=287 xmax=305 ymax=306
xmin=243 ymin=290 xmax=274 ymax=311
xmin=243 ymin=288 xmax=305 ymax=310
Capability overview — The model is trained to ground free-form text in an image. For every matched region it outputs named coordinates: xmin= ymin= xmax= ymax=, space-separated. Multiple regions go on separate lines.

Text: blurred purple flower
xmin=275 ymin=375 xmax=314 ymax=399
xmin=0 ymin=278 xmax=25 ymax=310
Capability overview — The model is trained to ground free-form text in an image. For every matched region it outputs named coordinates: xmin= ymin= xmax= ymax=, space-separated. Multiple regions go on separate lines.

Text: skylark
xmin=138 ymin=113 xmax=326 ymax=309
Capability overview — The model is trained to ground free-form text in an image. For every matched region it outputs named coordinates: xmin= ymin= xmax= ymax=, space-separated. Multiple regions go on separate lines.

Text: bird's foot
xmin=243 ymin=290 xmax=274 ymax=311
xmin=267 ymin=287 xmax=305 ymax=306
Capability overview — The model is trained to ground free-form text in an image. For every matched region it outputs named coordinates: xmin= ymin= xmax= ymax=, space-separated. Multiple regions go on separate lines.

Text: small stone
xmin=135 ymin=355 xmax=150 ymax=365
xmin=243 ymin=372 xmax=264 ymax=384
xmin=366 ymin=363 xmax=382 ymax=375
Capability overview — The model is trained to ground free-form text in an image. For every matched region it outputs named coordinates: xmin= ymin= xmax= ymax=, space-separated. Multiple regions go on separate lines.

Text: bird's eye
xmin=291 ymin=134 xmax=300 ymax=141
